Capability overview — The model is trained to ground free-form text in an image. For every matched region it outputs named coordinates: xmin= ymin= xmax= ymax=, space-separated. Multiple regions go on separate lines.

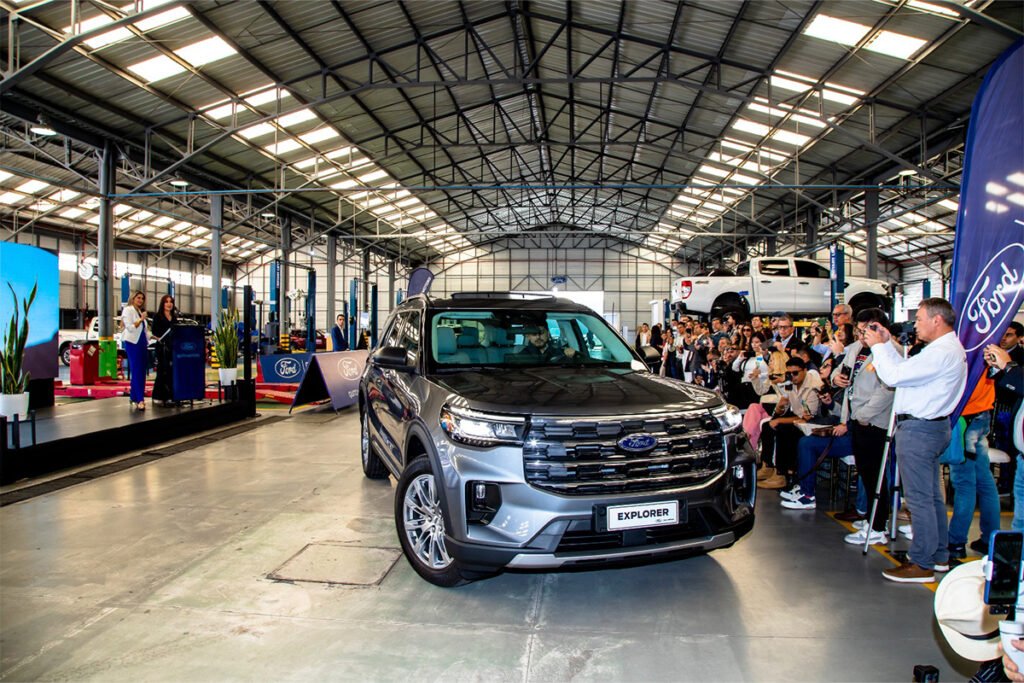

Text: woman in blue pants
xmin=121 ymin=291 xmax=149 ymax=411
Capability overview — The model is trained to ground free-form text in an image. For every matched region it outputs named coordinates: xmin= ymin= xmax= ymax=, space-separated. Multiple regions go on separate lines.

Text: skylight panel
xmin=938 ymin=199 xmax=959 ymax=212
xmin=154 ymin=229 xmax=174 ymax=239
xmin=134 ymin=225 xmax=157 ymax=235
xmin=16 ymin=179 xmax=49 ymax=194
xmin=113 ymin=203 xmax=133 ymax=215
xmin=313 ymin=168 xmax=343 ymax=180
xmin=732 ymin=119 xmax=770 ymax=137
xmin=330 ymin=179 xmax=359 ymax=190
xmin=189 ymin=226 xmax=209 ymax=236
xmin=906 ymin=0 xmax=961 ymax=17
xmin=49 ymin=189 xmax=81 ymax=202
xmin=277 ymin=109 xmax=317 ymax=128
xmin=192 ymin=238 xmax=209 ymax=247
xmin=770 ymin=129 xmax=812 ymax=146
xmin=127 ymin=55 xmax=184 ymax=83
xmin=299 ymin=127 xmax=339 ymax=144
xmin=395 ymin=197 xmax=420 ymax=208
xmin=325 ymin=146 xmax=356 ymax=160
xmin=245 ymin=88 xmax=290 ymax=107
xmin=357 ymin=169 xmax=389 ymax=184
xmin=132 ymin=210 xmax=154 ymax=222
xmin=265 ymin=139 xmax=302 ymax=155
xmin=152 ymin=215 xmax=175 ymax=227
xmin=341 ymin=157 xmax=372 ymax=170
xmin=205 ymin=103 xmax=236 ymax=120
xmin=60 ymin=207 xmax=87 ymax=219
xmin=0 ymin=171 xmax=11 ymax=183
xmin=134 ymin=6 xmax=190 ymax=33
xmin=177 ymin=36 xmax=236 ymax=67
xmin=803 ymin=14 xmax=871 ymax=47
xmin=172 ymin=234 xmax=190 ymax=244
xmin=238 ymin=123 xmax=275 ymax=140
xmin=864 ymin=30 xmax=928 ymax=59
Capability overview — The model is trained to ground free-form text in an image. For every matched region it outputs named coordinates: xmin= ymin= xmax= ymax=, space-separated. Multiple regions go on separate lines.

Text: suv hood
xmin=432 ymin=367 xmax=721 ymax=417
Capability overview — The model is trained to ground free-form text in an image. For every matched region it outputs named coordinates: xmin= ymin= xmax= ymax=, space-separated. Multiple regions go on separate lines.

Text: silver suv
xmin=360 ymin=293 xmax=756 ymax=587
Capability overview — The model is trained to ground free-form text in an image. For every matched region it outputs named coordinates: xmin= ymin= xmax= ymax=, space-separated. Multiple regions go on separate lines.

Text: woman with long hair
xmin=121 ymin=290 xmax=149 ymax=411
xmin=151 ymin=294 xmax=178 ymax=407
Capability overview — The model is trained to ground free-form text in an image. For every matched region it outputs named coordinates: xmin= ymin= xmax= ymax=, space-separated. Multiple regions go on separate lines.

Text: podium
xmin=169 ymin=324 xmax=206 ymax=401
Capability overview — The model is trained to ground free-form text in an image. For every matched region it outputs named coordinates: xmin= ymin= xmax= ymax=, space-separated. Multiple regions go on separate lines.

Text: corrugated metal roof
xmin=1 ymin=0 xmax=1020 ymax=266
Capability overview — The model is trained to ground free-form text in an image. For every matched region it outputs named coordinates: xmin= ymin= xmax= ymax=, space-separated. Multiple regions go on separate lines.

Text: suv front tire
xmin=395 ymin=456 xmax=473 ymax=588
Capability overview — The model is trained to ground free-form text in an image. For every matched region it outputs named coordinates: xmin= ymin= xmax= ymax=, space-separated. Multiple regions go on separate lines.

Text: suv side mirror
xmin=372 ymin=346 xmax=414 ymax=371
xmin=641 ymin=345 xmax=661 ymax=369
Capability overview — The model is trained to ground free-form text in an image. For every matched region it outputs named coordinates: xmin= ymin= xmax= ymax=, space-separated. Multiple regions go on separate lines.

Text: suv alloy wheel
xmin=395 ymin=456 xmax=471 ymax=587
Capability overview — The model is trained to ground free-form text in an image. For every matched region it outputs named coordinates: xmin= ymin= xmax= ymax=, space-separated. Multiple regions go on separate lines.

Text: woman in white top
xmin=121 ymin=291 xmax=149 ymax=411
xmin=733 ymin=335 xmax=771 ymax=402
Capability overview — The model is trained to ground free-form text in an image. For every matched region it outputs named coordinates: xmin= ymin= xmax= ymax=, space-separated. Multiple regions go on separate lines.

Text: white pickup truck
xmin=670 ymin=257 xmax=890 ymax=321
xmin=58 ymin=317 xmax=153 ymax=365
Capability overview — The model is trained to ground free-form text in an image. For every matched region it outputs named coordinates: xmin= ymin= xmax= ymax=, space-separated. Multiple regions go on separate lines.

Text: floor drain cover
xmin=269 ymin=543 xmax=401 ymax=586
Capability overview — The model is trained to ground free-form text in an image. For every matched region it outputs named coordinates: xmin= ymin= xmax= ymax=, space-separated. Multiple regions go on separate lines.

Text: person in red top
xmin=947 ymin=374 xmax=1000 ymax=558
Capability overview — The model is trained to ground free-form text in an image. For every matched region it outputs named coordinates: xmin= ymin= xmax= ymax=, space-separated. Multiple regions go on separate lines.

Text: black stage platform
xmin=1 ymin=396 xmax=251 ymax=485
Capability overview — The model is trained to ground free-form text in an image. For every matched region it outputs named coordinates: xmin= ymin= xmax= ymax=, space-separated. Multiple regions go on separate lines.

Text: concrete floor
xmin=1 ymin=408 xmax=977 ymax=681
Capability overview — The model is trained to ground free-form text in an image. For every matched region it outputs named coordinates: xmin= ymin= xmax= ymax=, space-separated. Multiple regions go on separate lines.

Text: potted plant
xmin=213 ymin=308 xmax=240 ymax=386
xmin=0 ymin=282 xmax=37 ymax=419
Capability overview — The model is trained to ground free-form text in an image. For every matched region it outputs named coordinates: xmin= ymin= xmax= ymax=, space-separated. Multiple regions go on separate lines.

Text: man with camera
xmin=833 ymin=308 xmax=897 ymax=545
xmin=864 ymin=297 xmax=968 ymax=584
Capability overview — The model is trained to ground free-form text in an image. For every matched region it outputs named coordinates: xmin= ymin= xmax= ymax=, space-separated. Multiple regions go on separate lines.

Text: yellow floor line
xmin=826 ymin=510 xmax=983 ymax=593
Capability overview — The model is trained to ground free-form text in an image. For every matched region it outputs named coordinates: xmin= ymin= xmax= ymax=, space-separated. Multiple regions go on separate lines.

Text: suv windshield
xmin=430 ymin=309 xmax=635 ymax=368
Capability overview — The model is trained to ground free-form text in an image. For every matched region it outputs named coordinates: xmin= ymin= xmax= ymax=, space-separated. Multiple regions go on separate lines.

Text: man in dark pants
xmin=833 ymin=309 xmax=895 ymax=546
xmin=865 ymin=298 xmax=968 ymax=584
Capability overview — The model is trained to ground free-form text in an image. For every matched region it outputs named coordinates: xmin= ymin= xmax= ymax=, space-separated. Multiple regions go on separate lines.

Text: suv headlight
xmin=439 ymin=405 xmax=526 ymax=447
xmin=713 ymin=404 xmax=743 ymax=432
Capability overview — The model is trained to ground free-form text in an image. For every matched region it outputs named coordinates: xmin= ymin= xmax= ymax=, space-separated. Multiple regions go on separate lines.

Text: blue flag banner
xmin=950 ymin=40 xmax=1024 ymax=419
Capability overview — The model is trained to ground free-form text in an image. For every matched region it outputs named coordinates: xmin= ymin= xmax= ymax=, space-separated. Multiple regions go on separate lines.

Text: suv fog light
xmin=733 ymin=465 xmax=744 ymax=480
xmin=467 ymin=481 xmax=502 ymax=525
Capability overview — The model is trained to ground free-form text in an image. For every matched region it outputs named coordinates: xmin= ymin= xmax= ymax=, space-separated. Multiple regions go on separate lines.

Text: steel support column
xmin=766 ymin=236 xmax=777 ymax=256
xmin=280 ymin=215 xmax=291 ymax=329
xmin=326 ymin=232 xmax=337 ymax=328
xmin=865 ymin=188 xmax=879 ymax=280
xmin=97 ymin=142 xmax=115 ymax=336
xmin=210 ymin=194 xmax=223 ymax=330
xmin=806 ymin=210 xmax=819 ymax=249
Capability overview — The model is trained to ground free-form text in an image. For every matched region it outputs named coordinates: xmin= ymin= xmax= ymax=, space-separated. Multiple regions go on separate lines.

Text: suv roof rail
xmin=449 ymin=292 xmax=557 ymax=301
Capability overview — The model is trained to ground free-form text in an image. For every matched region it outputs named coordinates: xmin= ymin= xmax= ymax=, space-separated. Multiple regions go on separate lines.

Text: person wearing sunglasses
xmin=757 ymin=356 xmax=823 ymax=491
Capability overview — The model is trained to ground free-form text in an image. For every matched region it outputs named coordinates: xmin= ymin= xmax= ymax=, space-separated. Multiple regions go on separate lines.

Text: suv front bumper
xmin=438 ymin=431 xmax=756 ymax=572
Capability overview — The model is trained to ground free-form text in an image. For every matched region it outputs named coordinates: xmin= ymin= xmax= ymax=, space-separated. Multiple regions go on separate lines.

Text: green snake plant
xmin=0 ymin=282 xmax=38 ymax=395
xmin=213 ymin=308 xmax=240 ymax=369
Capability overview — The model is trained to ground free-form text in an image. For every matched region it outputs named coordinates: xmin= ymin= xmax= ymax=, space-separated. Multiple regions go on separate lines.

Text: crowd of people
xmin=634 ymin=302 xmax=1024 ymax=585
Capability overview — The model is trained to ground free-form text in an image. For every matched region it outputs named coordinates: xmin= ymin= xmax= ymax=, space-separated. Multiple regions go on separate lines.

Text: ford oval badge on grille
xmin=617 ymin=433 xmax=657 ymax=453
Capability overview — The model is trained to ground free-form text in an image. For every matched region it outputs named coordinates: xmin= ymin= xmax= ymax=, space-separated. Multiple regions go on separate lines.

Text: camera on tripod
xmin=889 ymin=320 xmax=917 ymax=346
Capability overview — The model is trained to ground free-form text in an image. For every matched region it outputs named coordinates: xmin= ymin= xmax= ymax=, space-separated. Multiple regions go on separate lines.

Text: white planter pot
xmin=218 ymin=368 xmax=238 ymax=386
xmin=0 ymin=392 xmax=30 ymax=420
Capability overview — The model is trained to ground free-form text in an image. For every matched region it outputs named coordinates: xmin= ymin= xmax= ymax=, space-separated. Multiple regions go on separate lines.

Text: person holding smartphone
xmin=863 ymin=298 xmax=968 ymax=584
xmin=757 ymin=357 xmax=822 ymax=491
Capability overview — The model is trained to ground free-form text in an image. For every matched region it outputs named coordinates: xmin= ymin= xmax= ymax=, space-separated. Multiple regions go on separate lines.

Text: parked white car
xmin=670 ymin=257 xmax=890 ymax=320
xmin=58 ymin=317 xmax=153 ymax=365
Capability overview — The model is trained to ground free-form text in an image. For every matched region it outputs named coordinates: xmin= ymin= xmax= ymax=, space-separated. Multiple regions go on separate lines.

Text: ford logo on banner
xmin=958 ymin=243 xmax=1024 ymax=350
xmin=181 ymin=341 xmax=197 ymax=352
xmin=618 ymin=433 xmax=658 ymax=453
xmin=275 ymin=357 xmax=302 ymax=379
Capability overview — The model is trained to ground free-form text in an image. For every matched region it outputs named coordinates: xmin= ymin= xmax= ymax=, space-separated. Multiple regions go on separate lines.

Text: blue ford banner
xmin=291 ymin=351 xmax=368 ymax=412
xmin=950 ymin=40 xmax=1024 ymax=419
xmin=259 ymin=353 xmax=313 ymax=383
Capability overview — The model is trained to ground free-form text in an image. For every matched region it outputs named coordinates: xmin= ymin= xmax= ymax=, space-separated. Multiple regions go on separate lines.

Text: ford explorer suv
xmin=359 ymin=292 xmax=755 ymax=587
xmin=671 ymin=257 xmax=890 ymax=320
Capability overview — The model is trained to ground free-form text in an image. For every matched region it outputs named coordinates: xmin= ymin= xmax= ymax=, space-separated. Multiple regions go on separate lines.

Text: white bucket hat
xmin=934 ymin=560 xmax=1006 ymax=661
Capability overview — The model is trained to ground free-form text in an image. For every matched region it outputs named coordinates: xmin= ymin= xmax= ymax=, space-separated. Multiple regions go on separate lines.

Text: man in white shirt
xmin=863 ymin=298 xmax=968 ymax=584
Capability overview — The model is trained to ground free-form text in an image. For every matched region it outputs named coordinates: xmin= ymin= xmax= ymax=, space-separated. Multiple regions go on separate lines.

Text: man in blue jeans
xmin=865 ymin=298 xmax=967 ymax=584
xmin=947 ymin=374 xmax=1000 ymax=558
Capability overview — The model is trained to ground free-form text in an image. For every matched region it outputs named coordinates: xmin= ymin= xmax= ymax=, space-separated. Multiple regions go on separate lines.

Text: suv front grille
xmin=523 ymin=412 xmax=725 ymax=495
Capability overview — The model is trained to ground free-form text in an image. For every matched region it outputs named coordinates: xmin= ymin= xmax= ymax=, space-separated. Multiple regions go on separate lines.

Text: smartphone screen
xmin=985 ymin=531 xmax=1023 ymax=605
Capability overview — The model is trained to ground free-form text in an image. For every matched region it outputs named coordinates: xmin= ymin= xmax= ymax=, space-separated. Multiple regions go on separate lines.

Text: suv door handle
xmin=798 ymin=281 xmax=810 ymax=285
xmin=760 ymin=280 xmax=772 ymax=284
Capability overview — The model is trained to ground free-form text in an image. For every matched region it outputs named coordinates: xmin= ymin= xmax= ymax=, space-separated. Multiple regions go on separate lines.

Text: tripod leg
xmin=889 ymin=451 xmax=902 ymax=539
xmin=863 ymin=446 xmax=891 ymax=555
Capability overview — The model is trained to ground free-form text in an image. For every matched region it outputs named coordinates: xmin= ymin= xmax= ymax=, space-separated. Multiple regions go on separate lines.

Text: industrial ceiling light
xmin=260 ymin=212 xmax=275 ymax=218
xmin=30 ymin=126 xmax=57 ymax=136
xmin=170 ymin=179 xmax=189 ymax=187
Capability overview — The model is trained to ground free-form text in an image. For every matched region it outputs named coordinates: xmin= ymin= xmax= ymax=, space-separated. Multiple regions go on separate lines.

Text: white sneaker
xmin=781 ymin=495 xmax=816 ymax=510
xmin=844 ymin=528 xmax=889 ymax=545
xmin=899 ymin=523 xmax=913 ymax=539
xmin=852 ymin=519 xmax=868 ymax=530
xmin=779 ymin=486 xmax=803 ymax=502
